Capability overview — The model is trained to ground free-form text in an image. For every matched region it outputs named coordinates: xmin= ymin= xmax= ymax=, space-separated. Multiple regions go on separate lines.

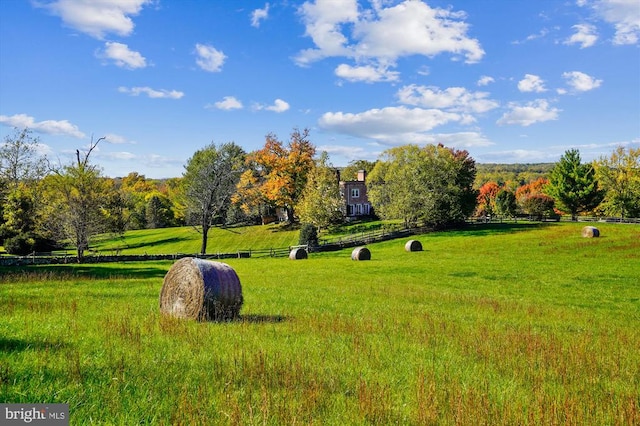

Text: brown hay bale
xmin=581 ymin=226 xmax=600 ymax=238
xmin=159 ymin=257 xmax=243 ymax=321
xmin=405 ymin=239 xmax=423 ymax=252
xmin=351 ymin=246 xmax=371 ymax=261
xmin=289 ymin=247 xmax=308 ymax=260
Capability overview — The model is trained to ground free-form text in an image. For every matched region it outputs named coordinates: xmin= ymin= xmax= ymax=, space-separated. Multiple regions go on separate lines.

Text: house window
xmin=351 ymin=188 xmax=359 ymax=198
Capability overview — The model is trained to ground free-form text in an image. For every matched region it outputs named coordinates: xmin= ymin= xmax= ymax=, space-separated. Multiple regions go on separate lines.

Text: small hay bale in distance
xmin=351 ymin=246 xmax=371 ymax=261
xmin=405 ymin=239 xmax=423 ymax=252
xmin=289 ymin=247 xmax=308 ymax=260
xmin=582 ymin=226 xmax=600 ymax=238
xmin=159 ymin=257 xmax=243 ymax=321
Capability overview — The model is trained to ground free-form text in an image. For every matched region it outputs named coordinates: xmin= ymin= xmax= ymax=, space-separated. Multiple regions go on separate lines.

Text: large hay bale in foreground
xmin=351 ymin=246 xmax=371 ymax=261
xmin=405 ymin=239 xmax=423 ymax=252
xmin=159 ymin=257 xmax=243 ymax=321
xmin=289 ymin=247 xmax=308 ymax=260
xmin=582 ymin=226 xmax=600 ymax=238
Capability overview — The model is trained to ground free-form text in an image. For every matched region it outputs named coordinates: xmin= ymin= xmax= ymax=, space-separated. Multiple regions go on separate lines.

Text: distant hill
xmin=475 ymin=163 xmax=554 ymax=188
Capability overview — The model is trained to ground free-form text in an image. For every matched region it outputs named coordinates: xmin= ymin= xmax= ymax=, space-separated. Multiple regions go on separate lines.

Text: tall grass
xmin=1 ymin=222 xmax=638 ymax=424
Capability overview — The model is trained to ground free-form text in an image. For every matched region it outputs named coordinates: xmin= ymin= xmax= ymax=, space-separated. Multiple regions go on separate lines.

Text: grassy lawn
xmin=88 ymin=223 xmax=301 ymax=255
xmin=1 ymin=222 xmax=638 ymax=424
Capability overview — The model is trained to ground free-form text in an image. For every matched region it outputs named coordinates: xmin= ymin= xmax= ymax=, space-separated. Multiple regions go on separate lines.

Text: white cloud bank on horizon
xmin=0 ymin=113 xmax=85 ymax=138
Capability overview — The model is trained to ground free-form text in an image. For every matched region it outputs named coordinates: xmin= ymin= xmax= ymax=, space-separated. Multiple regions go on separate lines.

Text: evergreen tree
xmin=545 ymin=149 xmax=603 ymax=220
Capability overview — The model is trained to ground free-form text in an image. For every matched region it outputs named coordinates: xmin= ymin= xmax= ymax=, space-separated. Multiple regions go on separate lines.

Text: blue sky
xmin=1 ymin=0 xmax=638 ymax=178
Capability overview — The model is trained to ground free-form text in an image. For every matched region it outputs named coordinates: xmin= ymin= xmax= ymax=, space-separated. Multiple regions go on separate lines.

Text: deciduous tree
xmin=0 ymin=127 xmax=48 ymax=189
xmin=495 ymin=189 xmax=517 ymax=218
xmin=40 ymin=136 xmax=108 ymax=261
xmin=297 ymin=152 xmax=343 ymax=231
xmin=182 ymin=142 xmax=245 ymax=254
xmin=476 ymin=181 xmax=500 ymax=216
xmin=235 ymin=129 xmax=315 ymax=223
xmin=367 ymin=144 xmax=477 ymax=227
xmin=595 ymin=146 xmax=640 ymax=218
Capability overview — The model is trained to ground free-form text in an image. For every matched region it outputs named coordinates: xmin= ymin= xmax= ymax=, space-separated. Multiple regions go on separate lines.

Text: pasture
xmin=1 ymin=222 xmax=638 ymax=424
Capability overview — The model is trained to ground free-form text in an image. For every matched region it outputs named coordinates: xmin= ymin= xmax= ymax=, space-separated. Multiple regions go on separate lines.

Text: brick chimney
xmin=357 ymin=170 xmax=366 ymax=182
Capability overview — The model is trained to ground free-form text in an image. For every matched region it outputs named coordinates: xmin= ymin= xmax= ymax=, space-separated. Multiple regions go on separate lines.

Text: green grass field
xmin=88 ymin=223 xmax=302 ymax=255
xmin=1 ymin=222 xmax=638 ymax=424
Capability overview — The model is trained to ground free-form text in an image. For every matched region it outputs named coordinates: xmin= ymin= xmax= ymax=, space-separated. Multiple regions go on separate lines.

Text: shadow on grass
xmin=0 ymin=265 xmax=169 ymax=281
xmin=444 ymin=222 xmax=555 ymax=237
xmin=108 ymin=236 xmax=192 ymax=251
xmin=0 ymin=337 xmax=68 ymax=353
xmin=207 ymin=314 xmax=288 ymax=324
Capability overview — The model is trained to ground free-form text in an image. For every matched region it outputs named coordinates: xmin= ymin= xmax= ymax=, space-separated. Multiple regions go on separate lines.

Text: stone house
xmin=338 ymin=169 xmax=373 ymax=220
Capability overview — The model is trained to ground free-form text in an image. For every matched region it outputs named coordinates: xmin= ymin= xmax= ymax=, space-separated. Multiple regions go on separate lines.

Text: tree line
xmin=1 ymin=127 xmax=639 ymax=259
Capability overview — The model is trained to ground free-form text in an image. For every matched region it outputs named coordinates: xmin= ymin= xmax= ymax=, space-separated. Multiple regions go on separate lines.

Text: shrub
xmin=4 ymin=233 xmax=34 ymax=255
xmin=299 ymin=223 xmax=318 ymax=247
xmin=522 ymin=194 xmax=555 ymax=221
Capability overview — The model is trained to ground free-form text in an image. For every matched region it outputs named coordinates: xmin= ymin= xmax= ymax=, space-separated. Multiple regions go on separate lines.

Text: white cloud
xmin=195 ymin=44 xmax=226 ymax=72
xmin=319 ymin=144 xmax=381 ymax=163
xmin=118 ymin=86 xmax=184 ymax=99
xmin=254 ymin=99 xmax=290 ymax=112
xmin=564 ymin=24 xmax=598 ymax=48
xmin=211 ymin=96 xmax=243 ymax=110
xmin=584 ymin=0 xmax=640 ymax=45
xmin=396 ymin=85 xmax=499 ymax=114
xmin=295 ymin=0 xmax=484 ymax=71
xmin=104 ymin=133 xmax=134 ymax=144
xmin=562 ymin=71 xmax=603 ymax=92
xmin=518 ymin=74 xmax=547 ymax=93
xmin=39 ymin=0 xmax=152 ymax=39
xmin=251 ymin=3 xmax=270 ymax=28
xmin=512 ymin=28 xmax=550 ymax=45
xmin=497 ymin=100 xmax=561 ymax=126
xmin=479 ymin=149 xmax=556 ymax=163
xmin=334 ymin=64 xmax=399 ymax=83
xmin=266 ymin=99 xmax=290 ymax=112
xmin=477 ymin=76 xmax=495 ymax=86
xmin=352 ymin=1 xmax=484 ymax=63
xmin=428 ymin=132 xmax=494 ymax=148
xmin=0 ymin=113 xmax=85 ymax=138
xmin=318 ymin=106 xmax=462 ymax=144
xmin=295 ymin=0 xmax=359 ymax=65
xmin=99 ymin=42 xmax=147 ymax=69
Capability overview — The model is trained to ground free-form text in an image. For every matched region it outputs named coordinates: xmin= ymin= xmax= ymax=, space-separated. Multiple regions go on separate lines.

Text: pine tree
xmin=545 ymin=149 xmax=603 ymax=220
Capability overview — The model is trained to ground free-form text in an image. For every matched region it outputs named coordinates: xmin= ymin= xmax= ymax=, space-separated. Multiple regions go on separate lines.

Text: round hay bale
xmin=289 ymin=247 xmax=308 ymax=260
xmin=159 ymin=257 xmax=243 ymax=321
xmin=351 ymin=246 xmax=371 ymax=261
xmin=405 ymin=239 xmax=423 ymax=252
xmin=582 ymin=226 xmax=600 ymax=238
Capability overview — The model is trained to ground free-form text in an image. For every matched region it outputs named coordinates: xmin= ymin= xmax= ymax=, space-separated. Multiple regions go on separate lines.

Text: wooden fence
xmin=1 ymin=216 xmax=637 ymax=266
